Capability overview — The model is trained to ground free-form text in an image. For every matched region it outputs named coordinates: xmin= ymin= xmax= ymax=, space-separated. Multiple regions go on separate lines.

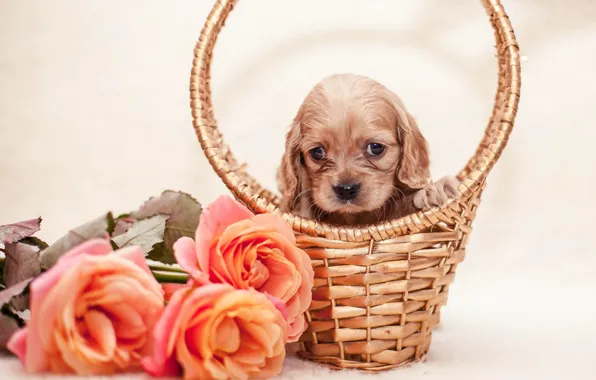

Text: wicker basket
xmin=189 ymin=0 xmax=520 ymax=371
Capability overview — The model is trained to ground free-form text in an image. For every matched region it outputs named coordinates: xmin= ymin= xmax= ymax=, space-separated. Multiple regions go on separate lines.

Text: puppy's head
xmin=278 ymin=74 xmax=430 ymax=217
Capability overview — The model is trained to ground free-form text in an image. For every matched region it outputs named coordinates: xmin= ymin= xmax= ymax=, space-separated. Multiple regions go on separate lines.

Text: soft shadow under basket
xmin=190 ymin=0 xmax=521 ymax=371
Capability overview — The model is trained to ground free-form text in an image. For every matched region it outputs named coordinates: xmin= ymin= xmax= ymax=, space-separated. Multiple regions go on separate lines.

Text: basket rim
xmin=189 ymin=0 xmax=521 ymax=241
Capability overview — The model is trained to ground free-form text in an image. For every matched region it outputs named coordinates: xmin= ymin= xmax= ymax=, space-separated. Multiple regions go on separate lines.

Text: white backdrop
xmin=1 ymin=1 xmax=595 ymax=379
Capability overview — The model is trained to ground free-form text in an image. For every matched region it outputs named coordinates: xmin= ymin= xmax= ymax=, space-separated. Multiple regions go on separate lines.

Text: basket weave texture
xmin=190 ymin=0 xmax=520 ymax=371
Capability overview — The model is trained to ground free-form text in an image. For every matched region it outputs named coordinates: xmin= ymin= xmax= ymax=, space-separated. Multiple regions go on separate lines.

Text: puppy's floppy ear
xmin=391 ymin=97 xmax=431 ymax=190
xmin=277 ymin=121 xmax=303 ymax=211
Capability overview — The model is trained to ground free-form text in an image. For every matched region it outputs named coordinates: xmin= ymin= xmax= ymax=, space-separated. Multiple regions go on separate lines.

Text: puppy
xmin=277 ymin=73 xmax=459 ymax=226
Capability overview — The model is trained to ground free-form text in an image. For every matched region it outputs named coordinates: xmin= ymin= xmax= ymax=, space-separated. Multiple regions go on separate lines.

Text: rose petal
xmin=141 ymin=355 xmax=179 ymax=378
xmin=177 ymin=326 xmax=216 ymax=379
xmin=214 ymin=317 xmax=240 ymax=353
xmin=173 ymin=237 xmax=198 ymax=274
xmin=101 ymin=303 xmax=146 ymax=339
xmin=252 ymin=214 xmax=296 ymax=244
xmin=202 ymin=357 xmax=228 ymax=380
xmin=207 ymin=219 xmax=259 ymax=286
xmin=240 ymin=322 xmax=274 ymax=357
xmin=231 ymin=345 xmax=266 ymax=366
xmin=287 ymin=314 xmax=308 ymax=342
xmin=35 ymin=259 xmax=91 ymax=366
xmin=224 ymin=356 xmax=248 ymax=380
xmin=85 ymin=310 xmax=117 ymax=359
xmin=54 ymin=332 xmax=96 ymax=375
xmin=195 ymin=196 xmax=254 ymax=272
xmin=58 ymin=238 xmax=113 ymax=263
xmin=259 ymin=264 xmax=299 ymax=302
xmin=258 ymin=352 xmax=285 ymax=378
xmin=47 ymin=353 xmax=72 ymax=373
xmin=80 ymin=275 xmax=139 ymax=306
xmin=7 ymin=328 xmax=28 ymax=367
xmin=249 ymin=260 xmax=269 ymax=289
xmin=162 ymin=283 xmax=186 ymax=302
xmin=112 ymin=245 xmax=152 ymax=275
xmin=143 ymin=287 xmax=191 ymax=377
xmin=263 ymin=294 xmax=289 ymax=320
xmin=173 ymin=237 xmax=210 ymax=285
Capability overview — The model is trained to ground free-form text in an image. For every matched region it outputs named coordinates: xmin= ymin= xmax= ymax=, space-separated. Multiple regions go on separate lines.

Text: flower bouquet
xmin=0 ymin=191 xmax=314 ymax=379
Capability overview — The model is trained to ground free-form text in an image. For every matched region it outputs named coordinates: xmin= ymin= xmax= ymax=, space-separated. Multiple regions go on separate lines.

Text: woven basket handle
xmin=190 ymin=0 xmax=521 ymax=239
xmin=458 ymin=0 xmax=521 ymax=194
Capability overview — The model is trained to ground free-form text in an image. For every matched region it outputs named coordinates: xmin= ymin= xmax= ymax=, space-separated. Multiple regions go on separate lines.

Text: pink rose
xmin=7 ymin=239 xmax=164 ymax=375
xmin=174 ymin=195 xmax=314 ymax=342
xmin=142 ymin=283 xmax=288 ymax=379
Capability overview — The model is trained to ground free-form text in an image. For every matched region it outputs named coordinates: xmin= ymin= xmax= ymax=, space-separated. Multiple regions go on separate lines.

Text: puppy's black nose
xmin=333 ymin=183 xmax=361 ymax=201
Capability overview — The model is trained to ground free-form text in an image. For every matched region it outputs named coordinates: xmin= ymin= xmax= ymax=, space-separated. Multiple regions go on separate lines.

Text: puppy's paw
xmin=413 ymin=176 xmax=460 ymax=210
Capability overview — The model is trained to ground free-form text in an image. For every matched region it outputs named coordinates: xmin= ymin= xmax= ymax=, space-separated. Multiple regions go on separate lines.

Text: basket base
xmin=296 ymin=336 xmax=431 ymax=372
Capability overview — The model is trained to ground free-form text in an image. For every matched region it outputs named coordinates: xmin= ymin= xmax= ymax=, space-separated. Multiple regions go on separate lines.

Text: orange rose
xmin=142 ymin=283 xmax=288 ymax=379
xmin=7 ymin=239 xmax=164 ymax=375
xmin=174 ymin=196 xmax=314 ymax=342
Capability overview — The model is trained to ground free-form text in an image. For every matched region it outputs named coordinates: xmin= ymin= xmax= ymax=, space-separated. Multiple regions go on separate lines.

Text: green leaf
xmin=145 ymin=241 xmax=167 ymax=263
xmin=0 ymin=279 xmax=31 ymax=349
xmin=106 ymin=213 xmax=116 ymax=236
xmin=0 ymin=279 xmax=33 ymax=308
xmin=19 ymin=237 xmax=48 ymax=250
xmin=3 ymin=242 xmax=42 ymax=287
xmin=0 ymin=312 xmax=21 ymax=350
xmin=3 ymin=242 xmax=42 ymax=311
xmin=0 ymin=218 xmax=41 ymax=245
xmin=39 ymin=212 xmax=113 ymax=269
xmin=131 ymin=191 xmax=202 ymax=264
xmin=112 ymin=214 xmax=168 ymax=255
xmin=112 ymin=215 xmax=135 ymax=237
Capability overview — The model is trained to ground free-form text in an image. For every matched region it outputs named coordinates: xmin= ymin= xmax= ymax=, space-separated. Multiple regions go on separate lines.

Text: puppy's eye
xmin=309 ymin=146 xmax=325 ymax=160
xmin=366 ymin=143 xmax=385 ymax=156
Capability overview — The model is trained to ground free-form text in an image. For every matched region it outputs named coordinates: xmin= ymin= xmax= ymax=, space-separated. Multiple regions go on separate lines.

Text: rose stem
xmin=148 ymin=263 xmax=187 ymax=273
xmin=151 ymin=270 xmax=189 ymax=284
